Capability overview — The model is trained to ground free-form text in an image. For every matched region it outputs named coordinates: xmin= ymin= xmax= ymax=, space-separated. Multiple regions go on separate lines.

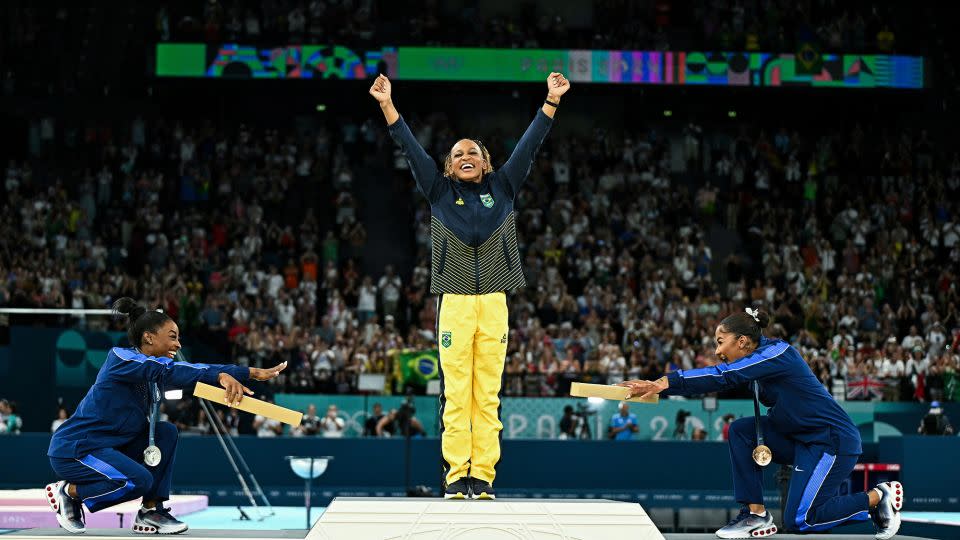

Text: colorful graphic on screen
xmin=156 ymin=44 xmax=924 ymax=89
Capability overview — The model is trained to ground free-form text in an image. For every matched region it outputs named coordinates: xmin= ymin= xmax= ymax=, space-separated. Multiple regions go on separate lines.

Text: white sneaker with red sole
xmin=44 ymin=481 xmax=85 ymax=534
xmin=715 ymin=507 xmax=778 ymax=538
xmin=872 ymin=481 xmax=904 ymax=540
xmin=132 ymin=505 xmax=189 ymax=535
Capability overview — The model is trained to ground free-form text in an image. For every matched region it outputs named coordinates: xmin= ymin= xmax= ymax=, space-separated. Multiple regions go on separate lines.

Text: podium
xmin=306 ymin=497 xmax=665 ymax=540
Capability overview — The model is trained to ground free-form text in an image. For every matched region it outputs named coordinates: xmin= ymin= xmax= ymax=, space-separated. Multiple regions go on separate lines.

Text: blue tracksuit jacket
xmin=48 ymin=347 xmax=249 ymax=458
xmin=387 ymin=110 xmax=552 ymax=295
xmin=664 ymin=336 xmax=862 ymax=455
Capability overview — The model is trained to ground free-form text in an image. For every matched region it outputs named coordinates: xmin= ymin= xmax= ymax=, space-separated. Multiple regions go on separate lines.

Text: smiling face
xmin=714 ymin=325 xmax=753 ymax=364
xmin=141 ymin=320 xmax=182 ymax=359
xmin=446 ymin=139 xmax=488 ymax=183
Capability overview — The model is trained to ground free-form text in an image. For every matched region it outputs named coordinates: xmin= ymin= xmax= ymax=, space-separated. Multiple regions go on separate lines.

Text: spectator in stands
xmin=356 ymin=276 xmax=377 ymax=324
xmin=558 ymin=405 xmax=578 ymax=439
xmin=673 ymin=409 xmax=692 ymax=440
xmin=51 ymin=407 xmax=69 ymax=433
xmin=293 ymin=404 xmax=320 ymax=437
xmin=721 ymin=413 xmax=736 ymax=441
xmin=363 ymin=402 xmax=385 ymax=436
xmin=608 ymin=402 xmax=638 ymax=440
xmin=375 ymin=407 xmax=425 ymax=438
xmin=254 ymin=406 xmax=284 ymax=438
xmin=378 ymin=265 xmax=402 ymax=320
xmin=319 ymin=404 xmax=345 ymax=438
xmin=918 ymin=401 xmax=954 ymax=435
xmin=187 ymin=409 xmax=213 ymax=436
xmin=0 ymin=399 xmax=22 ymax=435
xmin=220 ymin=409 xmax=240 ymax=437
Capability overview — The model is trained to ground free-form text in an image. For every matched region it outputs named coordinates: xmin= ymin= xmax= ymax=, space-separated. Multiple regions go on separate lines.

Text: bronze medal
xmin=752 ymin=444 xmax=772 ymax=467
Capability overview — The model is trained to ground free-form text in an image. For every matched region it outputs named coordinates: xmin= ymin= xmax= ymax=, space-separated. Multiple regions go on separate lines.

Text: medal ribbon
xmin=148 ymin=382 xmax=160 ymax=449
xmin=752 ymin=380 xmax=765 ymax=448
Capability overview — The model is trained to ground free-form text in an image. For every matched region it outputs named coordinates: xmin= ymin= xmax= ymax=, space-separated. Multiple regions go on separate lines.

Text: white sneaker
xmin=45 ymin=481 xmax=85 ymax=534
xmin=872 ymin=481 xmax=904 ymax=540
xmin=716 ymin=507 xmax=778 ymax=539
xmin=132 ymin=505 xmax=189 ymax=535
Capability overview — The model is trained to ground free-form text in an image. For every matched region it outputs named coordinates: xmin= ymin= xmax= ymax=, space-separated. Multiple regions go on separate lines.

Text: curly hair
xmin=443 ymin=139 xmax=495 ymax=178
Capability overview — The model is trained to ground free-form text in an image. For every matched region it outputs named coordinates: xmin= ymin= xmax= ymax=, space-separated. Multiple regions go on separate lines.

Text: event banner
xmin=155 ymin=43 xmax=925 ymax=89
xmin=272 ymin=393 xmax=907 ymax=441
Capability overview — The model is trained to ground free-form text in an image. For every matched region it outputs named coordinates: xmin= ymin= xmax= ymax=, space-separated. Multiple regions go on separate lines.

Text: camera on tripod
xmin=560 ymin=402 xmax=596 ymax=440
xmin=674 ymin=409 xmax=692 ymax=439
xmin=573 ymin=402 xmax=596 ymax=417
xmin=397 ymin=394 xmax=416 ymax=433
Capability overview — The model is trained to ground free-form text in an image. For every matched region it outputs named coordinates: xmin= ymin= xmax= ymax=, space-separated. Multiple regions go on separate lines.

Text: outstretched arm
xmin=108 ymin=347 xmax=251 ymax=388
xmin=499 ymin=72 xmax=570 ymax=197
xmin=621 ymin=341 xmax=795 ymax=399
xmin=370 ymin=74 xmax=443 ymax=202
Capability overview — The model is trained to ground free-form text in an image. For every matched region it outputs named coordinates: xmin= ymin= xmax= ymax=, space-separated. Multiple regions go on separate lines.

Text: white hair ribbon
xmin=745 ymin=307 xmax=760 ymax=323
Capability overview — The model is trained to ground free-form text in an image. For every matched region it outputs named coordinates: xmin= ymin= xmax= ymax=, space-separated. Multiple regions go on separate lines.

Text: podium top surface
xmin=1 ymin=530 xmax=307 ymax=539
xmin=665 ymin=536 xmax=934 ymax=540
xmin=331 ymin=497 xmax=630 ymax=504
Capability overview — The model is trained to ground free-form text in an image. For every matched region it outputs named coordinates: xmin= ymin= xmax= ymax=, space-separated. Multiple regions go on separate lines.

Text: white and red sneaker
xmin=132 ymin=505 xmax=189 ymax=535
xmin=45 ymin=481 xmax=85 ymax=534
xmin=716 ymin=507 xmax=778 ymax=538
xmin=872 ymin=481 xmax=904 ymax=540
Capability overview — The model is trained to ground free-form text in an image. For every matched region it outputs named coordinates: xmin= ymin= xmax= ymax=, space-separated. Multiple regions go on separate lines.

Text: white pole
xmin=0 ymin=308 xmax=113 ymax=315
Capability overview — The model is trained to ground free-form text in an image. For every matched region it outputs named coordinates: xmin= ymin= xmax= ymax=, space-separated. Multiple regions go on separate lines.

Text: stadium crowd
xmin=155 ymin=0 xmax=912 ymax=54
xmin=2 ymin=102 xmax=958 ymax=409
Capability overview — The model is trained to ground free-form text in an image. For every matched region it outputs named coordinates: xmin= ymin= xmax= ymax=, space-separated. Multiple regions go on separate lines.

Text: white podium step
xmin=306 ymin=497 xmax=666 ymax=540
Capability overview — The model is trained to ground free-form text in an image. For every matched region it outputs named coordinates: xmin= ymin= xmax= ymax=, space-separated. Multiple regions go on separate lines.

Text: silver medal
xmin=144 ymin=445 xmax=162 ymax=467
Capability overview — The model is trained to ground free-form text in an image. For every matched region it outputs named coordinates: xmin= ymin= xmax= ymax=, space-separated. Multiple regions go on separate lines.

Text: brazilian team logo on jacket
xmin=480 ymin=193 xmax=495 ymax=208
xmin=441 ymin=331 xmax=452 ymax=348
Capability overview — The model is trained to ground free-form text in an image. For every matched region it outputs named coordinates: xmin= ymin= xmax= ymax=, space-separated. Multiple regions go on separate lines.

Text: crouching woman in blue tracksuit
xmin=621 ymin=309 xmax=903 ymax=540
xmin=46 ymin=297 xmax=286 ymax=535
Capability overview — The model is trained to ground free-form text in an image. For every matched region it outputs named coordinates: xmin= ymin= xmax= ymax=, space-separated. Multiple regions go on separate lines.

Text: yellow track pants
xmin=437 ymin=292 xmax=508 ymax=487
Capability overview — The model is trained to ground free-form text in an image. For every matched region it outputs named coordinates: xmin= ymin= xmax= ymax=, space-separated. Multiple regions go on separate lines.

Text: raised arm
xmin=499 ymin=72 xmax=570 ymax=198
xmin=370 ymin=74 xmax=444 ymax=202
xmin=540 ymin=71 xmax=569 ymax=119
xmin=370 ymin=74 xmax=400 ymax=126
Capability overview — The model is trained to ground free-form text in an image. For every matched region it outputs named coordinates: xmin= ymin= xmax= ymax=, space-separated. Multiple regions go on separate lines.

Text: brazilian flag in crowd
xmin=396 ymin=349 xmax=441 ymax=387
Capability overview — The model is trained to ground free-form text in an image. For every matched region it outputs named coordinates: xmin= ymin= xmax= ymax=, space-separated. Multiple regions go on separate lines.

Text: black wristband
xmin=544 ymin=99 xmax=559 ymax=108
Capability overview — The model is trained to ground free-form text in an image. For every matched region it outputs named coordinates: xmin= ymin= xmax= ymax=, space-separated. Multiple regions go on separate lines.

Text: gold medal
xmin=752 ymin=444 xmax=772 ymax=467
xmin=144 ymin=445 xmax=162 ymax=467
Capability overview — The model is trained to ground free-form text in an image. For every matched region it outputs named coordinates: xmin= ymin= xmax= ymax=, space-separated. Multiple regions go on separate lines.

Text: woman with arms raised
xmin=370 ymin=72 xmax=569 ymax=499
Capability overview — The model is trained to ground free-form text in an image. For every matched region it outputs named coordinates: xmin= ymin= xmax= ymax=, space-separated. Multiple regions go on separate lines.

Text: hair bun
xmin=112 ymin=297 xmax=147 ymax=322
xmin=755 ymin=310 xmax=771 ymax=330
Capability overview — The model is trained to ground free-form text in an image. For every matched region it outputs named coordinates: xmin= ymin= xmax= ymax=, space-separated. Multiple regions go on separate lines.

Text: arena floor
xmin=3 ymin=503 xmax=953 ymax=540
xmin=0 ymin=531 xmax=942 ymax=540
